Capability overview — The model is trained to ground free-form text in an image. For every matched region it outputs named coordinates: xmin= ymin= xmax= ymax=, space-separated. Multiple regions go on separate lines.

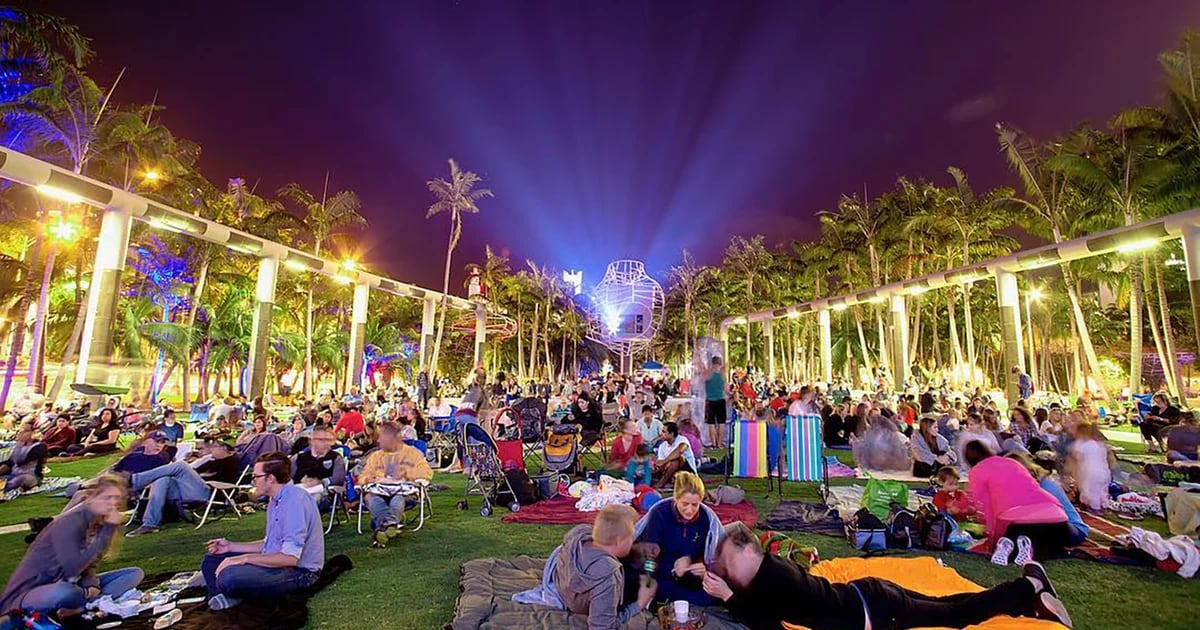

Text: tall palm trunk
xmin=1156 ymin=263 xmax=1186 ymax=397
xmin=527 ymin=304 xmax=539 ymax=379
xmin=0 ymin=238 xmax=42 ymax=412
xmin=304 ymin=241 xmax=322 ymax=397
xmin=908 ymin=295 xmax=922 ymax=361
xmin=429 ymin=215 xmax=458 ymax=378
xmin=1128 ymin=258 xmax=1145 ymax=394
xmin=946 ymin=288 xmax=965 ymax=383
xmin=931 ymin=297 xmax=943 ymax=370
xmin=1144 ymin=260 xmax=1176 ymax=398
xmin=559 ymin=334 xmax=567 ymax=381
xmin=1061 ymin=263 xmax=1108 ymax=399
xmin=962 ymin=285 xmax=978 ymax=384
xmin=853 ymin=307 xmax=872 ymax=381
xmin=28 ymin=246 xmax=56 ymax=389
xmin=543 ymin=298 xmax=552 ymax=380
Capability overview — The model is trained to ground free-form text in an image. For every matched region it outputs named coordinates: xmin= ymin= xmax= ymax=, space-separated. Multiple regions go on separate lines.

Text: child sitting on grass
xmin=933 ymin=466 xmax=977 ymax=522
xmin=625 ymin=444 xmax=653 ymax=485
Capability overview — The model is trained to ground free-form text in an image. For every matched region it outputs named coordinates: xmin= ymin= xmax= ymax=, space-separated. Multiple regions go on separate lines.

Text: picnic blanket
xmin=501 ymin=495 xmax=757 ymax=527
xmin=759 ymin=500 xmax=845 ymax=537
xmin=0 ymin=476 xmax=82 ymax=502
xmin=964 ymin=512 xmax=1135 ymax=564
xmin=450 ymin=556 xmax=748 ymax=629
xmin=784 ymin=556 xmax=1066 ymax=630
xmin=60 ymin=555 xmax=352 ymax=630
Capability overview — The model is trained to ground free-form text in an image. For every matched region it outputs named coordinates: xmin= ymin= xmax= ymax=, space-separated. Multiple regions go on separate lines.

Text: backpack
xmin=887 ymin=503 xmax=921 ymax=549
xmin=530 ymin=472 xmax=566 ymax=501
xmin=501 ymin=469 xmax=538 ymax=506
xmin=847 ymin=508 xmax=888 ymax=553
xmin=916 ymin=502 xmax=956 ymax=550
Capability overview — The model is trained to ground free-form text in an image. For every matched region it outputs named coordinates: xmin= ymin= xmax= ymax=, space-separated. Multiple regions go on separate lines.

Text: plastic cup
xmin=673 ymin=600 xmax=689 ymax=623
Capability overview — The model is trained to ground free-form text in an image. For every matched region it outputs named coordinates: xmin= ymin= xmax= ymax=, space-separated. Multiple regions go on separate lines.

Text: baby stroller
xmin=510 ymin=396 xmax=548 ymax=462
xmin=456 ymin=421 xmax=520 ymax=517
xmin=543 ymin=423 xmax=581 ymax=477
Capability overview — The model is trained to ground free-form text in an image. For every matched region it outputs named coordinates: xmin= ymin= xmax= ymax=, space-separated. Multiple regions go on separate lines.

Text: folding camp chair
xmin=356 ymin=479 xmax=432 ymax=533
xmin=188 ymin=403 xmax=212 ymax=425
xmin=194 ymin=465 xmax=255 ymax=529
xmin=782 ymin=414 xmax=829 ymax=499
xmin=725 ymin=419 xmax=782 ymax=500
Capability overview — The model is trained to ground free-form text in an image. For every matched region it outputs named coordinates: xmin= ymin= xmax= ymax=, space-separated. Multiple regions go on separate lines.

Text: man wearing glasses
xmin=200 ymin=451 xmax=325 ymax=611
xmin=290 ymin=427 xmax=346 ymax=510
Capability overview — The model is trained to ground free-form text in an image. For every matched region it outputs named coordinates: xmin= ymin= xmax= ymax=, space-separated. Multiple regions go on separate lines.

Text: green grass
xmin=0 ymin=448 xmax=1194 ymax=629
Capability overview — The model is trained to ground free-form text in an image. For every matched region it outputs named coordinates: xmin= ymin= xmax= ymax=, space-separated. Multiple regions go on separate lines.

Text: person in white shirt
xmin=636 ymin=406 xmax=663 ymax=445
xmin=653 ymin=422 xmax=697 ymax=489
xmin=427 ymin=396 xmax=452 ymax=418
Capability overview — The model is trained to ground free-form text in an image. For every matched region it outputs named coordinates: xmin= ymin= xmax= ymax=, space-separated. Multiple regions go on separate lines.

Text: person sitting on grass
xmin=40 ymin=413 xmax=77 ymax=457
xmin=911 ymin=415 xmax=955 ymax=478
xmin=607 ymin=420 xmax=643 ymax=473
xmin=635 ymin=405 xmax=663 ymax=446
xmin=625 ymin=444 xmax=653 ymax=486
xmin=0 ymin=474 xmax=144 ymax=619
xmin=200 ymin=451 xmax=324 ymax=611
xmin=931 ymin=466 xmax=976 ymax=523
xmin=653 ymin=422 xmax=697 ymax=489
xmin=63 ymin=408 xmax=121 ymax=457
xmin=0 ymin=422 xmax=47 ymax=494
xmin=290 ymin=427 xmax=347 ymax=511
xmin=633 ymin=472 xmax=721 ymax=607
xmin=1165 ymin=411 xmax=1200 ymax=463
xmin=357 ymin=423 xmax=433 ymax=548
xmin=703 ymin=521 xmax=1073 ymax=629
xmin=1006 ymin=452 xmax=1089 ymax=547
xmin=551 ymin=504 xmax=657 ymax=630
xmin=965 ymin=440 xmax=1071 ymax=565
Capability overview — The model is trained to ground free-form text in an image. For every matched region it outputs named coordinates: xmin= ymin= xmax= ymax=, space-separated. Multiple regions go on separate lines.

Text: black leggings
xmin=854 ymin=575 xmax=1035 ymax=630
xmin=1141 ymin=418 xmax=1175 ymax=443
xmin=1003 ymin=521 xmax=1071 ymax=561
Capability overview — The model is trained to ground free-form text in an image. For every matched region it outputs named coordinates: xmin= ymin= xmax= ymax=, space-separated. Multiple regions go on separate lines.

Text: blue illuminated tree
xmin=126 ymin=234 xmax=194 ymax=403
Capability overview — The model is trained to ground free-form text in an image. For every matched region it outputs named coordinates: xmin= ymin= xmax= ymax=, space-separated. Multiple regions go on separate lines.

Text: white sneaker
xmin=991 ymin=537 xmax=1015 ymax=566
xmin=208 ymin=594 xmax=241 ymax=611
xmin=1014 ymin=535 xmax=1034 ymax=566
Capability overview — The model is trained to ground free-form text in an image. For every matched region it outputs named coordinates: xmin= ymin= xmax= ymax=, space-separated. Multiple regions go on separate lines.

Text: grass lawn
xmin=0 ymin=446 xmax=1194 ymax=629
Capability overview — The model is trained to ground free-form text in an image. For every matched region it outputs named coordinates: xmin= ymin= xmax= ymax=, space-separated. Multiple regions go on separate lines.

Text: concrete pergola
xmin=0 ymin=147 xmax=487 ymax=399
xmin=720 ymin=207 xmax=1200 ymax=404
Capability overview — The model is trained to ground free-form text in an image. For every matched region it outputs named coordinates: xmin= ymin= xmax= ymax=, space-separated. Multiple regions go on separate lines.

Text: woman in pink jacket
xmin=964 ymin=440 xmax=1070 ymax=565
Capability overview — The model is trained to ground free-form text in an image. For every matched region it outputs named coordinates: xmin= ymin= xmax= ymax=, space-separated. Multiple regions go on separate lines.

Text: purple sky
xmin=36 ymin=0 xmax=1200 ymax=291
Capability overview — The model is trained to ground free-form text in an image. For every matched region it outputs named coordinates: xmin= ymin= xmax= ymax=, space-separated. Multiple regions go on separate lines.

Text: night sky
xmin=32 ymin=0 xmax=1200 ymax=291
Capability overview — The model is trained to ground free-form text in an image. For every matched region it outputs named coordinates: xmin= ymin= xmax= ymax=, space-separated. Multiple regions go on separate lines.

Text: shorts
xmin=705 ymin=399 xmax=728 ymax=425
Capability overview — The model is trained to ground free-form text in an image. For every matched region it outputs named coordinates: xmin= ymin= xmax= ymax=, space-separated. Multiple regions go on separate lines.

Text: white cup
xmin=674 ymin=600 xmax=690 ymax=623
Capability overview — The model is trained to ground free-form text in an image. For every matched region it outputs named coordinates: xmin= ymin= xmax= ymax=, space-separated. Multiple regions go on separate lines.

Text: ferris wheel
xmin=587 ymin=260 xmax=664 ymax=372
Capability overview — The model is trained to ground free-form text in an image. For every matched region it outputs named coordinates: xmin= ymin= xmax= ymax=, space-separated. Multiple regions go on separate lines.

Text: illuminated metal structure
xmin=719 ymin=208 xmax=1200 ymax=404
xmin=0 ymin=147 xmax=480 ymax=398
xmin=587 ymin=260 xmax=664 ymax=373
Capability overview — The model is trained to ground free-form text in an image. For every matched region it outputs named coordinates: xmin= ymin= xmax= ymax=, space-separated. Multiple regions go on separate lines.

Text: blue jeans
xmin=16 ymin=567 xmax=143 ymax=612
xmin=132 ymin=461 xmax=213 ymax=527
xmin=201 ymin=552 xmax=318 ymax=599
xmin=365 ymin=492 xmax=405 ymax=531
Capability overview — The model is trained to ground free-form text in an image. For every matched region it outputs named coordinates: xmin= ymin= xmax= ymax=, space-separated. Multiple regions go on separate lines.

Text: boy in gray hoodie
xmin=552 ymin=504 xmax=657 ymax=630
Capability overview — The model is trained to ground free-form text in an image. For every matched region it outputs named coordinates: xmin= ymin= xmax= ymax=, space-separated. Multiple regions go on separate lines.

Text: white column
xmin=247 ymin=257 xmax=279 ymax=399
xmin=419 ymin=297 xmax=436 ymax=373
xmin=474 ymin=304 xmax=486 ymax=368
xmin=890 ymin=295 xmax=910 ymax=390
xmin=76 ymin=205 xmax=133 ymax=385
xmin=345 ymin=283 xmax=370 ymax=393
xmin=995 ymin=270 xmax=1026 ymax=406
xmin=1182 ymin=226 xmax=1200 ymax=357
xmin=764 ymin=318 xmax=776 ymax=380
xmin=818 ymin=308 xmax=833 ymax=385
xmin=719 ymin=327 xmax=730 ymax=367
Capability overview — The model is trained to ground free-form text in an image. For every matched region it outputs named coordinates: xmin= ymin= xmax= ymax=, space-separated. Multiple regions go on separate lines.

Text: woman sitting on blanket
xmin=632 ymin=472 xmax=721 ymax=607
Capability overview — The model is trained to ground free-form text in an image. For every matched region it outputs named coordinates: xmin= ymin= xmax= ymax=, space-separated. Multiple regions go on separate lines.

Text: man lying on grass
xmin=703 ymin=521 xmax=1074 ymax=630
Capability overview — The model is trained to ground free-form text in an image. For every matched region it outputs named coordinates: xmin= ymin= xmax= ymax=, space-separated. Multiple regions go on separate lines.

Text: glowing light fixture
xmin=36 ymin=184 xmax=83 ymax=204
xmin=227 ymin=244 xmax=254 ymax=254
xmin=603 ymin=307 xmax=622 ymax=334
xmin=868 ymin=296 xmax=887 ymax=304
xmin=787 ymin=311 xmax=803 ymax=319
xmin=1028 ymin=287 xmax=1045 ymax=301
xmin=831 ymin=302 xmax=849 ymax=311
xmin=1117 ymin=238 xmax=1158 ymax=254
xmin=147 ymin=218 xmax=183 ymax=233
xmin=143 ymin=169 xmax=160 ymax=182
xmin=341 ymin=258 xmax=358 ymax=271
xmin=283 ymin=259 xmax=309 ymax=272
xmin=48 ymin=219 xmax=79 ymax=241
xmin=907 ymin=286 xmax=928 ymax=295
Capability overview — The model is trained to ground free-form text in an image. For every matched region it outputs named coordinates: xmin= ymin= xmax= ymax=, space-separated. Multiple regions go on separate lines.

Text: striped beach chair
xmin=783 ymin=413 xmax=829 ymax=498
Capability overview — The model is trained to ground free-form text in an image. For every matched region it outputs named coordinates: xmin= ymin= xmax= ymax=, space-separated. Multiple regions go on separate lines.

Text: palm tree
xmin=996 ymin=123 xmax=1110 ymax=400
xmin=425 ymin=158 xmax=492 ymax=377
xmin=819 ymin=191 xmax=892 ymax=370
xmin=279 ymin=178 xmax=365 ymax=397
xmin=1048 ymin=118 xmax=1177 ymax=395
xmin=722 ymin=235 xmax=771 ymax=370
xmin=667 ymin=249 xmax=712 ymax=365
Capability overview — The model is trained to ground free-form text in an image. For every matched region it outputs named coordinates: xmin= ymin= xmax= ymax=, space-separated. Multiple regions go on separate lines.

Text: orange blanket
xmin=781 ymin=557 xmax=1067 ymax=630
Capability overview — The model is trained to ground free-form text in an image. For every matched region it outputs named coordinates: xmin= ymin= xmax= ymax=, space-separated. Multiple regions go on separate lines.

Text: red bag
xmin=496 ymin=439 xmax=525 ymax=470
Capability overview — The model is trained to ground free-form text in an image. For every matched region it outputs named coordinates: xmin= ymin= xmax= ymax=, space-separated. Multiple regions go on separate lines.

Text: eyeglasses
xmin=252 ymin=473 xmax=272 ymax=481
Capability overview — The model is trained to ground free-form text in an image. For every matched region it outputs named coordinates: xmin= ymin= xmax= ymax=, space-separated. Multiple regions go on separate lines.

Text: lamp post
xmin=28 ymin=215 xmax=79 ymax=389
xmin=1024 ymin=286 xmax=1043 ymax=392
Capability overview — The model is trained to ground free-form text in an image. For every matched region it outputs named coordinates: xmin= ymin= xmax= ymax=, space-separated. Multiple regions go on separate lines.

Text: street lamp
xmin=143 ymin=169 xmax=161 ymax=182
xmin=341 ymin=258 xmax=357 ymax=272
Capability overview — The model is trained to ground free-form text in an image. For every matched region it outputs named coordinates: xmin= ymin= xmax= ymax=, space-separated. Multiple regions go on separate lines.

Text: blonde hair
xmin=672 ymin=471 xmax=706 ymax=500
xmin=592 ymin=504 xmax=637 ymax=545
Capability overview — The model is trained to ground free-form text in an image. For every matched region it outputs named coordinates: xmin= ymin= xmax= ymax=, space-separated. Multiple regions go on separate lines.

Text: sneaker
xmin=1022 ymin=561 xmax=1058 ymax=599
xmin=1033 ymin=591 xmax=1073 ymax=628
xmin=126 ymin=525 xmax=161 ymax=537
xmin=1014 ymin=535 xmax=1034 ymax=566
xmin=385 ymin=525 xmax=399 ymax=539
xmin=207 ymin=594 xmax=242 ymax=611
xmin=990 ymin=537 xmax=1015 ymax=566
xmin=372 ymin=530 xmax=389 ymax=548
